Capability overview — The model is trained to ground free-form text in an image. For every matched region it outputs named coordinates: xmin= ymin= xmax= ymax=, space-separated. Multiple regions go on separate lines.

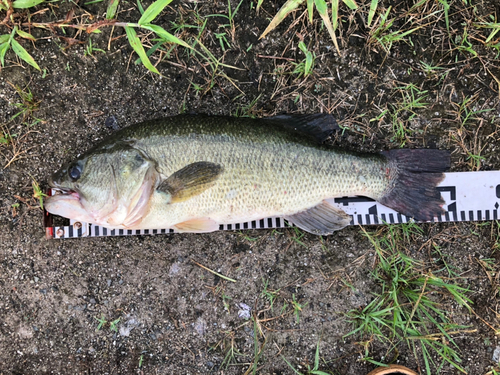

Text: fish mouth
xmin=48 ymin=180 xmax=80 ymax=200
xmin=45 ymin=184 xmax=94 ymax=223
xmin=51 ymin=188 xmax=80 ymax=199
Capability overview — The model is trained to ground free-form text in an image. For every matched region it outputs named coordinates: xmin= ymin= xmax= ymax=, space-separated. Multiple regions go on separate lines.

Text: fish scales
xmin=45 ymin=114 xmax=449 ymax=234
xmin=124 ymin=116 xmax=387 ymax=227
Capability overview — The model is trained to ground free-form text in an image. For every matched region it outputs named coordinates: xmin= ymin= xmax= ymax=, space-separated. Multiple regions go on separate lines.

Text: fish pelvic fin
xmin=158 ymin=162 xmax=223 ymax=203
xmin=380 ymin=149 xmax=450 ymax=221
xmin=174 ymin=218 xmax=218 ymax=233
xmin=284 ymin=200 xmax=351 ymax=235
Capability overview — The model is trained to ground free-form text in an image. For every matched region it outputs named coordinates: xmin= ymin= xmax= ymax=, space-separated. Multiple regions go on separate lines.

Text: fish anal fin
xmin=174 ymin=218 xmax=218 ymax=233
xmin=159 ymin=162 xmax=223 ymax=203
xmin=284 ymin=201 xmax=351 ymax=235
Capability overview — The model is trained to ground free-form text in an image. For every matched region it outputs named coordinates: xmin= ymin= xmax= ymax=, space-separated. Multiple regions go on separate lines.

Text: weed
xmin=293 ymin=41 xmax=315 ymax=77
xmin=95 ymin=315 xmax=107 ymax=330
xmin=207 ymin=0 xmax=243 ymax=33
xmin=259 ymin=0 xmax=357 ymax=54
xmin=430 ymin=243 xmax=460 ymax=278
xmin=214 ymin=31 xmax=230 ymax=51
xmin=369 ymin=6 xmax=419 ymax=54
xmin=109 ymin=317 xmax=121 ymax=332
xmin=260 ymin=278 xmax=280 ymax=311
xmin=466 ymin=151 xmax=486 ymax=170
xmin=454 ymin=96 xmax=492 ymax=129
xmin=282 ymin=339 xmax=330 ymax=375
xmin=245 ymin=315 xmax=266 ymax=375
xmin=9 ymin=83 xmax=40 ymax=121
xmin=84 ymin=37 xmax=105 ymax=59
xmin=2 ymin=0 xmax=191 ymax=75
xmin=31 ymin=178 xmax=47 ymax=209
xmin=475 ymin=19 xmax=500 ymax=57
xmin=206 ymin=0 xmax=244 ymax=51
xmin=0 ymin=26 xmax=40 ymax=71
xmin=220 ymin=332 xmax=243 ymax=368
xmin=0 ymin=131 xmax=14 ymax=145
xmin=345 ymin=226 xmax=473 ymax=374
xmin=232 ymin=95 xmax=262 ymax=118
xmin=287 ymin=225 xmax=308 ymax=248
xmin=455 ymin=27 xmax=477 ymax=58
xmin=291 ymin=293 xmax=307 ymax=324
xmin=376 ymin=83 xmax=428 ymax=147
xmin=419 ymin=61 xmax=446 ymax=79
xmin=222 ymin=292 xmax=232 ymax=313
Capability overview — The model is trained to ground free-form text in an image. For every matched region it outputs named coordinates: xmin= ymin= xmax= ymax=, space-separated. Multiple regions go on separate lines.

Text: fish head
xmin=45 ymin=143 xmax=159 ymax=227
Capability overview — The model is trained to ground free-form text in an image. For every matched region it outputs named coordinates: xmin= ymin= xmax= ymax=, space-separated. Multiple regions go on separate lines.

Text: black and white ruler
xmin=44 ymin=171 xmax=500 ymax=239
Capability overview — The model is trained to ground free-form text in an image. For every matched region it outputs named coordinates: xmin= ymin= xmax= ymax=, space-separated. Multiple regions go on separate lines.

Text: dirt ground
xmin=1 ymin=0 xmax=500 ymax=374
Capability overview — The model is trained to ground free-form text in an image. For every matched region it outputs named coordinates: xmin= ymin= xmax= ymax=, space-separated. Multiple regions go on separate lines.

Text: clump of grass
xmin=371 ymin=83 xmax=428 ymax=147
xmin=281 ymin=339 xmax=330 ymax=375
xmin=1 ymin=0 xmax=191 ymax=75
xmin=1 ymin=84 xmax=43 ymax=168
xmin=344 ymin=225 xmax=473 ymax=374
xmin=368 ymin=6 xmax=419 ymax=54
xmin=258 ymin=0 xmax=358 ymax=54
xmin=293 ymin=41 xmax=315 ymax=77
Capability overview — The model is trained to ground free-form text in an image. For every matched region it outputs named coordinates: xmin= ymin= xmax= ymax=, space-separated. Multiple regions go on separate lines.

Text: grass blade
xmin=0 ymin=35 xmax=10 ymax=44
xmin=137 ymin=0 xmax=145 ymax=14
xmin=12 ymin=0 xmax=44 ymax=8
xmin=106 ymin=0 xmax=120 ymax=19
xmin=259 ymin=0 xmax=304 ymax=40
xmin=306 ymin=0 xmax=313 ymax=23
xmin=138 ymin=0 xmax=172 ymax=26
xmin=256 ymin=0 xmax=264 ymax=12
xmin=331 ymin=0 xmax=338 ymax=30
xmin=342 ymin=0 xmax=357 ymax=10
xmin=0 ymin=42 xmax=9 ymax=66
xmin=141 ymin=24 xmax=190 ymax=49
xmin=16 ymin=29 xmax=36 ymax=41
xmin=367 ymin=0 xmax=378 ymax=27
xmin=314 ymin=0 xmax=340 ymax=53
xmin=125 ymin=26 xmax=159 ymax=74
xmin=11 ymin=39 xmax=40 ymax=70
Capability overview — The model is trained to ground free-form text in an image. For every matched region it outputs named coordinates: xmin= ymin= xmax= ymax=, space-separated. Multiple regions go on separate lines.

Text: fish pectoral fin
xmin=158 ymin=162 xmax=223 ymax=203
xmin=174 ymin=218 xmax=218 ymax=233
xmin=284 ymin=201 xmax=351 ymax=235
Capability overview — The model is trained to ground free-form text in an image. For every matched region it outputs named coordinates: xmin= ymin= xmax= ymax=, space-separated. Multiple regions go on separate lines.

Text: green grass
xmin=372 ymin=83 xmax=428 ymax=147
xmin=291 ymin=293 xmax=307 ymax=324
xmin=1 ymin=0 xmax=191 ymax=75
xmin=95 ymin=315 xmax=107 ymax=330
xmin=344 ymin=226 xmax=473 ymax=374
xmin=282 ymin=339 xmax=331 ymax=375
xmin=260 ymin=278 xmax=280 ymax=312
xmin=109 ymin=317 xmax=121 ymax=332
xmin=368 ymin=6 xmax=419 ymax=54
xmin=293 ymin=41 xmax=315 ymax=77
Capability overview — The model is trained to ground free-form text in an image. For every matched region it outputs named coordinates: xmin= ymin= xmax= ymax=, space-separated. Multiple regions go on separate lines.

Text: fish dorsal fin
xmin=174 ymin=218 xmax=218 ymax=233
xmin=158 ymin=162 xmax=223 ymax=203
xmin=284 ymin=200 xmax=351 ymax=235
xmin=266 ymin=114 xmax=340 ymax=143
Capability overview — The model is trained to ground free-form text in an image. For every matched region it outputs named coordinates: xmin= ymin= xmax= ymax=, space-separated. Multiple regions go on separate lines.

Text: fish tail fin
xmin=379 ymin=149 xmax=450 ymax=221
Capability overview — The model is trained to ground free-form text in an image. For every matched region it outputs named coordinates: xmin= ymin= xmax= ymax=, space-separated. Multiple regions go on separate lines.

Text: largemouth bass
xmin=45 ymin=114 xmax=449 ymax=235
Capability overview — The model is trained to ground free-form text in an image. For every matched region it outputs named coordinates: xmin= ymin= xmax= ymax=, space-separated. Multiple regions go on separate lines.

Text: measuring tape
xmin=44 ymin=171 xmax=500 ymax=239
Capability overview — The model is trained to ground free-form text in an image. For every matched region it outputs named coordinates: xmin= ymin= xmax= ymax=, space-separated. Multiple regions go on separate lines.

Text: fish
xmin=44 ymin=114 xmax=450 ymax=235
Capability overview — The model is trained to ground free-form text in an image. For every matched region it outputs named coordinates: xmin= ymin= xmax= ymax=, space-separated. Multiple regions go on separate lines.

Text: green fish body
xmin=45 ymin=114 xmax=449 ymax=235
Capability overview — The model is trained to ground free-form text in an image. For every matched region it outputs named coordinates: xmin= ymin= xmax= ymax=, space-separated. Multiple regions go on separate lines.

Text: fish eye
xmin=68 ymin=164 xmax=82 ymax=181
